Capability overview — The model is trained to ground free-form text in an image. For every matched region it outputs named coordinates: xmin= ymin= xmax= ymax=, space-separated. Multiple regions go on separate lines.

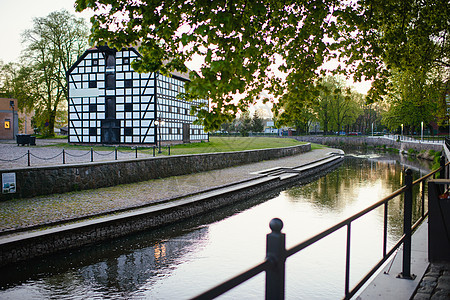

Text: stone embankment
xmin=0 ymin=143 xmax=310 ymax=201
xmin=0 ymin=148 xmax=344 ymax=266
xmin=291 ymin=135 xmax=443 ymax=154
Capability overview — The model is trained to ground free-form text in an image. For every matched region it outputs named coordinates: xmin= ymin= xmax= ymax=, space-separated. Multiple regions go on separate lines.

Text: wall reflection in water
xmin=0 ymin=150 xmax=432 ymax=299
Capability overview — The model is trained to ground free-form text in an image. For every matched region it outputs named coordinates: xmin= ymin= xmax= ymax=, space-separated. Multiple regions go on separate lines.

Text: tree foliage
xmin=75 ymin=0 xmax=449 ymax=131
xmin=16 ymin=10 xmax=89 ymax=136
xmin=381 ymin=68 xmax=446 ymax=133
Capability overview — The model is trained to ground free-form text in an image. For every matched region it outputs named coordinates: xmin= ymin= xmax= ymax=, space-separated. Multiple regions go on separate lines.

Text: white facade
xmin=67 ymin=46 xmax=208 ymax=144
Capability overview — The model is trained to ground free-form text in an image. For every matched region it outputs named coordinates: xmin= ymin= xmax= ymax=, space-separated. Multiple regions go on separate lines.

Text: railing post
xmin=63 ymin=149 xmax=65 ymax=164
xmin=266 ymin=218 xmax=286 ymax=300
xmin=399 ymin=168 xmax=415 ymax=279
xmin=27 ymin=150 xmax=30 ymax=167
xmin=440 ymin=155 xmax=445 ymax=179
xmin=135 ymin=146 xmax=138 ymax=158
xmin=153 ymin=146 xmax=155 ymax=157
xmin=115 ymin=147 xmax=118 ymax=160
xmin=91 ymin=147 xmax=94 ymax=162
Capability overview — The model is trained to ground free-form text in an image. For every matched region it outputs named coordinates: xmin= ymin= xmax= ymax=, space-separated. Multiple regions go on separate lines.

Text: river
xmin=0 ymin=150 xmax=433 ymax=299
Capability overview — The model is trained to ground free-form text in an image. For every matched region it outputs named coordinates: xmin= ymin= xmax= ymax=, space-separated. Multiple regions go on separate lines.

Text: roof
xmin=68 ymin=46 xmax=193 ymax=81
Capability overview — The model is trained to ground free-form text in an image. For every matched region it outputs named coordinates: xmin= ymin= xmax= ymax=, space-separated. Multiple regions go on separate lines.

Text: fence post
xmin=168 ymin=145 xmax=170 ymax=156
xmin=400 ymin=168 xmax=415 ymax=279
xmin=440 ymin=155 xmax=445 ymax=179
xmin=135 ymin=147 xmax=138 ymax=158
xmin=266 ymin=218 xmax=286 ymax=300
xmin=115 ymin=147 xmax=118 ymax=160
xmin=27 ymin=150 xmax=30 ymax=167
xmin=153 ymin=146 xmax=155 ymax=157
xmin=91 ymin=147 xmax=94 ymax=162
xmin=63 ymin=149 xmax=65 ymax=164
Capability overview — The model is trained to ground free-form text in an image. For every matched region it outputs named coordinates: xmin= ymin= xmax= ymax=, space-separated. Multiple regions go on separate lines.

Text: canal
xmin=0 ymin=151 xmax=433 ymax=299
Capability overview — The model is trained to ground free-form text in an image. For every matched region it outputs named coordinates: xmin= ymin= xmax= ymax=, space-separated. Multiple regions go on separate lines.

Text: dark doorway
xmin=101 ymin=120 xmax=120 ymax=144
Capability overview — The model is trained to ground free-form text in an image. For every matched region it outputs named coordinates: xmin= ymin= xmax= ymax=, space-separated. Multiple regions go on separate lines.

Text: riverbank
xmin=292 ymin=135 xmax=443 ymax=154
xmin=0 ymin=148 xmax=343 ymax=266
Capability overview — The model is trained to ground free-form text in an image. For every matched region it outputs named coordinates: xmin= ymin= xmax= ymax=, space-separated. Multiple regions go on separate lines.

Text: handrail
xmin=192 ymin=158 xmax=450 ymax=300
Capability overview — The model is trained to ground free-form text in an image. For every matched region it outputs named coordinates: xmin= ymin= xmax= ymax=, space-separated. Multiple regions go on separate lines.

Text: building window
xmin=125 ymin=79 xmax=133 ymax=88
xmin=125 ymin=103 xmax=133 ymax=112
xmin=123 ymin=57 xmax=130 ymax=65
xmin=89 ymin=127 xmax=97 ymax=136
xmin=89 ymin=81 xmax=97 ymax=88
xmin=124 ymin=127 xmax=133 ymax=136
xmin=92 ymin=59 xmax=98 ymax=66
xmin=89 ymin=104 xmax=97 ymax=112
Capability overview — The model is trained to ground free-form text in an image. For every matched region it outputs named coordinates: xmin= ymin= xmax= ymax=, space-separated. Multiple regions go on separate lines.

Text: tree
xmin=251 ymin=110 xmax=265 ymax=133
xmin=18 ymin=10 xmax=88 ymax=136
xmin=76 ymin=0 xmax=449 ymax=130
xmin=381 ymin=68 xmax=445 ymax=133
xmin=237 ymin=111 xmax=253 ymax=137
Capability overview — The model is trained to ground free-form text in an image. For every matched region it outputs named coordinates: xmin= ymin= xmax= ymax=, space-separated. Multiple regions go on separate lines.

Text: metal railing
xmin=384 ymin=134 xmax=445 ymax=144
xmin=193 ymin=158 xmax=448 ymax=300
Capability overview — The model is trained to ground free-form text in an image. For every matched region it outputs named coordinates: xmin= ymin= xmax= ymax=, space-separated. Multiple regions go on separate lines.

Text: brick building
xmin=0 ymin=98 xmax=18 ymax=140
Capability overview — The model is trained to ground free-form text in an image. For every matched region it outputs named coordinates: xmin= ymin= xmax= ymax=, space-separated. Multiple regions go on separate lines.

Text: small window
xmin=89 ymin=104 xmax=97 ymax=112
xmin=92 ymin=59 xmax=99 ymax=66
xmin=124 ymin=127 xmax=133 ymax=136
xmin=89 ymin=127 xmax=97 ymax=136
xmin=125 ymin=103 xmax=133 ymax=112
xmin=125 ymin=79 xmax=133 ymax=88
xmin=89 ymin=81 xmax=97 ymax=88
xmin=123 ymin=57 xmax=130 ymax=65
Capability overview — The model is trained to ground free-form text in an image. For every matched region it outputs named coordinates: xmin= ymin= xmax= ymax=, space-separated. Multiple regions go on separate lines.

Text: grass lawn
xmin=41 ymin=136 xmax=323 ymax=155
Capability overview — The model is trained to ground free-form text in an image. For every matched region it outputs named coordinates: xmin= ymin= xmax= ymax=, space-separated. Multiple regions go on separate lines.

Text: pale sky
xmin=0 ymin=0 xmax=92 ymax=63
xmin=0 ymin=0 xmax=372 ymax=94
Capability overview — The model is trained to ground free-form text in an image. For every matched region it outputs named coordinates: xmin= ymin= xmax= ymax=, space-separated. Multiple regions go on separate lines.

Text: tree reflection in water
xmin=0 ymin=150 xmax=432 ymax=299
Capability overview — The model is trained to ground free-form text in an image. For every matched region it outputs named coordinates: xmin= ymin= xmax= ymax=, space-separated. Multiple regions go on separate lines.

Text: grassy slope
xmin=42 ymin=136 xmax=324 ymax=155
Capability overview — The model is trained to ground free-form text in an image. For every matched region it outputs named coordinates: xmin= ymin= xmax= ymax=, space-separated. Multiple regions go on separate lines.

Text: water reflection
xmin=0 ymin=151 xmax=432 ymax=299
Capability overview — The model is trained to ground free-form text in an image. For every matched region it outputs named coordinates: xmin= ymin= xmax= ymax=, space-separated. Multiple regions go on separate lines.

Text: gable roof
xmin=68 ymin=46 xmax=192 ymax=81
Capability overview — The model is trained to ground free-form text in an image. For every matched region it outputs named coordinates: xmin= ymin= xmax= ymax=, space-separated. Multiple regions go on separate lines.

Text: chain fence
xmin=0 ymin=146 xmax=172 ymax=168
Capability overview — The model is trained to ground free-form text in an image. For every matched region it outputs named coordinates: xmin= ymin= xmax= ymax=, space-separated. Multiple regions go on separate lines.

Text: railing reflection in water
xmin=193 ymin=157 xmax=448 ymax=300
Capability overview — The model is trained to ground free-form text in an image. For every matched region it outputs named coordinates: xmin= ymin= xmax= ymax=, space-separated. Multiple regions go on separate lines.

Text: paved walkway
xmin=0 ymin=138 xmax=154 ymax=169
xmin=0 ymin=144 xmax=341 ymax=233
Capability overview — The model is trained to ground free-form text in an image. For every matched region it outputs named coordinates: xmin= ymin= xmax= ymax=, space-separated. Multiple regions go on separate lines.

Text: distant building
xmin=67 ymin=46 xmax=208 ymax=145
xmin=0 ymin=98 xmax=18 ymax=139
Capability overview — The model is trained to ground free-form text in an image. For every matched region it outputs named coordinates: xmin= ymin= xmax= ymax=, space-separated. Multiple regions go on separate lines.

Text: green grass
xmin=167 ymin=137 xmax=306 ymax=155
xmin=39 ymin=136 xmax=312 ymax=155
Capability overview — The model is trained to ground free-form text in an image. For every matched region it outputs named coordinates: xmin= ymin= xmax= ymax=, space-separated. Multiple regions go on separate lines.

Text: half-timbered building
xmin=67 ymin=46 xmax=208 ymax=145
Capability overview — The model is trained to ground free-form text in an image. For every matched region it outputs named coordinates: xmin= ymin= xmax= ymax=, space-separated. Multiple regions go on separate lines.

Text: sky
xmin=0 ymin=0 xmax=372 ymax=95
xmin=0 ymin=0 xmax=92 ymax=63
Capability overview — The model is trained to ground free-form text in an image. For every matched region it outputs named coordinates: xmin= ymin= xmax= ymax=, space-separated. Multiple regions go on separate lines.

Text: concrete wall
xmin=290 ymin=136 xmax=443 ymax=153
xmin=0 ymin=143 xmax=310 ymax=201
xmin=0 ymin=153 xmax=343 ymax=267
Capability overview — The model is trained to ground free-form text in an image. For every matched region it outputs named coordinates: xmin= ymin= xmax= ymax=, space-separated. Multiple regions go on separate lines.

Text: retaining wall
xmin=0 ymin=153 xmax=343 ymax=267
xmin=290 ymin=136 xmax=443 ymax=153
xmin=0 ymin=144 xmax=310 ymax=201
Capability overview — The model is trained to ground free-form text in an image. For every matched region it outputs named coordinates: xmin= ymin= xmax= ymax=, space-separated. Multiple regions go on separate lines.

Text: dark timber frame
xmin=67 ymin=46 xmax=208 ymax=145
